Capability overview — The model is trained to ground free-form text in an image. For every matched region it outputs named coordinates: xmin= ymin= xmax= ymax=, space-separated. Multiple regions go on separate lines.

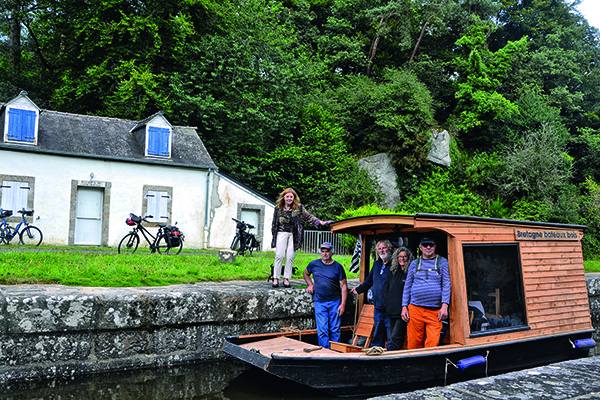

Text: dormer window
xmin=130 ymin=112 xmax=173 ymax=159
xmin=3 ymin=92 xmax=40 ymax=145
xmin=147 ymin=126 xmax=170 ymax=157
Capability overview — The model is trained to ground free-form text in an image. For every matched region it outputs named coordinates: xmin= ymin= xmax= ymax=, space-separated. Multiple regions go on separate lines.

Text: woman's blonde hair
xmin=276 ymin=188 xmax=300 ymax=209
xmin=390 ymin=247 xmax=414 ymax=275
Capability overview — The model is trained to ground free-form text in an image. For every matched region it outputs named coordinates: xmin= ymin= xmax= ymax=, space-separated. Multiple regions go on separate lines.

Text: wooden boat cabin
xmin=332 ymin=214 xmax=592 ymax=346
xmin=223 ymin=214 xmax=595 ymax=397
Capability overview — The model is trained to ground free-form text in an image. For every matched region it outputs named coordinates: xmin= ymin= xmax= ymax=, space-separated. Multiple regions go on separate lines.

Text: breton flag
xmin=349 ymin=234 xmax=362 ymax=273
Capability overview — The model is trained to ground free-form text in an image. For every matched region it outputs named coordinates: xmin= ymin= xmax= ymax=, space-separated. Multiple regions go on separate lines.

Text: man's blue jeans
xmin=372 ymin=307 xmax=391 ymax=348
xmin=314 ymin=300 xmax=342 ymax=349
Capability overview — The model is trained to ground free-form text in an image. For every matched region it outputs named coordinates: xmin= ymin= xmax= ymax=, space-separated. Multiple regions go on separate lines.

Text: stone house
xmin=0 ymin=91 xmax=274 ymax=249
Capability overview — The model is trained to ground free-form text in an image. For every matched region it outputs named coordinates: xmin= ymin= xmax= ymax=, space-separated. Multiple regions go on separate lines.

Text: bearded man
xmin=351 ymin=239 xmax=393 ymax=348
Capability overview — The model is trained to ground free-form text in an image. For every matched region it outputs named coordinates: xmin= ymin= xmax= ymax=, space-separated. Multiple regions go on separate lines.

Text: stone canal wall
xmin=0 ymin=275 xmax=599 ymax=384
xmin=0 ymin=281 xmax=356 ymax=384
xmin=586 ymin=273 xmax=600 ymax=356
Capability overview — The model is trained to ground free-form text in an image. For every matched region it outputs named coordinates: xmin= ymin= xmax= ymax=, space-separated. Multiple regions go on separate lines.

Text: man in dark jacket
xmin=351 ymin=239 xmax=393 ymax=348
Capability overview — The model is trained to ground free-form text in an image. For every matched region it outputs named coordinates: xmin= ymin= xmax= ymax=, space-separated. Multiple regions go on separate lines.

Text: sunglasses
xmin=320 ymin=248 xmax=332 ymax=252
xmin=421 ymin=243 xmax=435 ymax=248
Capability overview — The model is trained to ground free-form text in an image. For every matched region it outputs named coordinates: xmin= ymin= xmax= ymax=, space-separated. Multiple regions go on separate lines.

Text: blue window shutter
xmin=7 ymin=109 xmax=23 ymax=140
xmin=148 ymin=126 xmax=170 ymax=156
xmin=159 ymin=129 xmax=169 ymax=156
xmin=7 ymin=108 xmax=36 ymax=143
xmin=22 ymin=110 xmax=36 ymax=142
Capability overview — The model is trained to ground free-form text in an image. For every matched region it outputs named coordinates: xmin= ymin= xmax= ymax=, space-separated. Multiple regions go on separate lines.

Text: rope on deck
xmin=362 ymin=346 xmax=385 ymax=356
xmin=280 ymin=325 xmax=301 ymax=341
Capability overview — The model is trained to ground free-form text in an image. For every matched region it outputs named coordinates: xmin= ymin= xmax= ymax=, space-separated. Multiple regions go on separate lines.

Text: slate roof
xmin=0 ymin=106 xmax=217 ymax=170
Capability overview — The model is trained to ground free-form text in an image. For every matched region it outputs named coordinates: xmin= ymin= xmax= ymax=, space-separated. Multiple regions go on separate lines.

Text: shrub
xmin=400 ymin=168 xmax=484 ymax=216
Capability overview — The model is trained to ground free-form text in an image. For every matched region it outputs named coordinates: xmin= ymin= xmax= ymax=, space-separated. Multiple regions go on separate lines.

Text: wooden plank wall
xmin=415 ymin=219 xmax=592 ymax=343
xmin=520 ymin=240 xmax=591 ymax=333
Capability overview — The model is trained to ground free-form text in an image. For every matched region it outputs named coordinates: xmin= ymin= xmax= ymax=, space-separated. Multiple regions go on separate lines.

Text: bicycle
xmin=118 ymin=213 xmax=184 ymax=254
xmin=0 ymin=209 xmax=13 ymax=244
xmin=0 ymin=208 xmax=43 ymax=246
xmin=230 ymin=218 xmax=260 ymax=256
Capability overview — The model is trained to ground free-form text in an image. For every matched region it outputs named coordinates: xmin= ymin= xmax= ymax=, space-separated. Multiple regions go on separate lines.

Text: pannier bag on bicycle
xmin=164 ymin=226 xmax=183 ymax=247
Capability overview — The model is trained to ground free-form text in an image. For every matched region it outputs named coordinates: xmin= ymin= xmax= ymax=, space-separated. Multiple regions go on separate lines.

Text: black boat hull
xmin=223 ymin=329 xmax=594 ymax=397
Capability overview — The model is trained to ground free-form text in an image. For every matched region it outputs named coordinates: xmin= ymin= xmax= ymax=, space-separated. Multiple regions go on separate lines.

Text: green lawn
xmin=584 ymin=259 xmax=600 ymax=273
xmin=0 ymin=246 xmax=357 ymax=287
xmin=1 ymin=245 xmax=597 ymax=287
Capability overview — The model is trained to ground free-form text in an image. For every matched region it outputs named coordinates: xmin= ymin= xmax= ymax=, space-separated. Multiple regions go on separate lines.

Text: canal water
xmin=0 ymin=361 xmax=340 ymax=400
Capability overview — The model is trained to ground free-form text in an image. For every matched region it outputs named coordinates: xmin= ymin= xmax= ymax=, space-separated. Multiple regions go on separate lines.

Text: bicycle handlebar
xmin=232 ymin=218 xmax=255 ymax=230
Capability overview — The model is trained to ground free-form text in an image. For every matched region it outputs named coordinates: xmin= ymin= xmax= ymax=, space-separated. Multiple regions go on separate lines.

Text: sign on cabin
xmin=514 ymin=229 xmax=580 ymax=241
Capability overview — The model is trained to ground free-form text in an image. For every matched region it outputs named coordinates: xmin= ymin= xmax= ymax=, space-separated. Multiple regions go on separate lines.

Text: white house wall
xmin=0 ymin=151 xmax=209 ymax=248
xmin=209 ymin=173 xmax=275 ymax=252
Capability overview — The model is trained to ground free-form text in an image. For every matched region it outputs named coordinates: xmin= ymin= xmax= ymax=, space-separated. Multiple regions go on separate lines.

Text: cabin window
xmin=463 ymin=244 xmax=528 ymax=337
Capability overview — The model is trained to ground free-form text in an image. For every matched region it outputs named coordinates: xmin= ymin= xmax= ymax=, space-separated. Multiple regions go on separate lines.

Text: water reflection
xmin=0 ymin=361 xmax=336 ymax=400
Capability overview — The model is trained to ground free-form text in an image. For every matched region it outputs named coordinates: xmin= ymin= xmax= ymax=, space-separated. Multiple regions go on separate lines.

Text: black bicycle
xmin=118 ymin=213 xmax=184 ymax=254
xmin=230 ymin=218 xmax=260 ymax=256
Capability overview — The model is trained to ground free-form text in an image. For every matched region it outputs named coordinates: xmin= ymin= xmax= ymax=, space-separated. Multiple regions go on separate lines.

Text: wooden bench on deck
xmin=330 ymin=304 xmax=375 ymax=353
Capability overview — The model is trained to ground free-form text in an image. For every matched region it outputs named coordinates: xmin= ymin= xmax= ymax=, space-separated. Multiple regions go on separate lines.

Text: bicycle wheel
xmin=156 ymin=235 xmax=183 ymax=255
xmin=1 ymin=225 xmax=14 ymax=244
xmin=230 ymin=235 xmax=240 ymax=252
xmin=242 ymin=237 xmax=253 ymax=256
xmin=118 ymin=233 xmax=139 ymax=254
xmin=19 ymin=226 xmax=43 ymax=246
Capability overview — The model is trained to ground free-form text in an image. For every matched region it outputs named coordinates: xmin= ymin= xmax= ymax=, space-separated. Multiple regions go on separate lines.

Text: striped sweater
xmin=402 ymin=256 xmax=451 ymax=308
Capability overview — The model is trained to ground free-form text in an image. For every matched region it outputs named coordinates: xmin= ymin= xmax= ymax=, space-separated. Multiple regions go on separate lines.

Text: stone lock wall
xmin=0 ymin=281 xmax=359 ymax=384
xmin=0 ymin=275 xmax=598 ymax=384
xmin=586 ymin=273 xmax=600 ymax=356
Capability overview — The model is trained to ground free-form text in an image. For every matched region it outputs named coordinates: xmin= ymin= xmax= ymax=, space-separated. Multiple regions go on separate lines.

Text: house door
xmin=74 ymin=187 xmax=103 ymax=245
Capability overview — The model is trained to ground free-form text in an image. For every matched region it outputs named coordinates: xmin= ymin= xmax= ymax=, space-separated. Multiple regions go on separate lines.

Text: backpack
xmin=416 ymin=255 xmax=441 ymax=280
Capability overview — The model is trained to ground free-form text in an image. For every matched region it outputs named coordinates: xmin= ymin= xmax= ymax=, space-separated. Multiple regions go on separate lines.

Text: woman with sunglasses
xmin=383 ymin=246 xmax=414 ymax=350
xmin=401 ymin=237 xmax=451 ymax=349
xmin=271 ymin=188 xmax=332 ymax=288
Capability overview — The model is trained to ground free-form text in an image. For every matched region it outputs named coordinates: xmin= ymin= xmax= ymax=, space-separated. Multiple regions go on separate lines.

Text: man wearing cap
xmin=304 ymin=242 xmax=348 ymax=349
xmin=401 ymin=237 xmax=451 ymax=349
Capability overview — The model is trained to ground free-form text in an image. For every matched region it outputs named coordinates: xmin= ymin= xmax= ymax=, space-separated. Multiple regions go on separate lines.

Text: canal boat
xmin=222 ymin=214 xmax=595 ymax=397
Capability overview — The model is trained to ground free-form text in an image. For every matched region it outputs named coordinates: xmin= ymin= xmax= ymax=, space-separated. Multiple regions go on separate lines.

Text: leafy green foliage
xmin=568 ymin=127 xmax=600 ymax=185
xmin=579 ymin=177 xmax=600 ymax=258
xmin=324 ymin=68 xmax=435 ymax=169
xmin=261 ymin=103 xmax=383 ymax=218
xmin=336 ymin=203 xmax=399 ymax=251
xmin=400 ymin=167 xmax=484 ymax=216
xmin=3 ymin=0 xmax=600 ymax=257
xmin=336 ymin=203 xmax=398 ymax=221
xmin=494 ymin=124 xmax=572 ymax=201
xmin=451 ymin=17 xmax=524 ymax=146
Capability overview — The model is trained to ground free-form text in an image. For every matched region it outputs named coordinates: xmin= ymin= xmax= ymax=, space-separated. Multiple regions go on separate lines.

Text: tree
xmin=496 ymin=124 xmax=571 ymax=199
xmin=492 ymin=0 xmax=600 ymax=130
xmin=260 ymin=103 xmax=383 ymax=218
xmin=323 ymin=67 xmax=435 ymax=170
xmin=450 ymin=16 xmax=525 ymax=148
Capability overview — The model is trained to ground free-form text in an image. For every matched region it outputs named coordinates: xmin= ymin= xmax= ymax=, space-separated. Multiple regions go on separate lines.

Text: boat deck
xmin=237 ymin=335 xmax=467 ymax=359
